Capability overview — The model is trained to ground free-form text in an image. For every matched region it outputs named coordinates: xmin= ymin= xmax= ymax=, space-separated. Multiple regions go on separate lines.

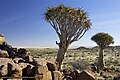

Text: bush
xmin=71 ymin=59 xmax=90 ymax=70
xmin=112 ymin=59 xmax=120 ymax=66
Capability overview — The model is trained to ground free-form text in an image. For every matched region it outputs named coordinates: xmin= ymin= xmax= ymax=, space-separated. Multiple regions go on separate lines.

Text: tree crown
xmin=44 ymin=5 xmax=91 ymax=44
xmin=44 ymin=4 xmax=91 ymax=28
xmin=91 ymin=32 xmax=114 ymax=48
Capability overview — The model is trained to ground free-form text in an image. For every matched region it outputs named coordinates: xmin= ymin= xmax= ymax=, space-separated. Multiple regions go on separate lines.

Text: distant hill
xmin=76 ymin=46 xmax=91 ymax=50
xmin=76 ymin=46 xmax=120 ymax=50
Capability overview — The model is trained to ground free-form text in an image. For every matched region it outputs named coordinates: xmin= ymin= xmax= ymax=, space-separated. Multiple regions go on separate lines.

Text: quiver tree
xmin=44 ymin=5 xmax=91 ymax=70
xmin=91 ymin=32 xmax=114 ymax=69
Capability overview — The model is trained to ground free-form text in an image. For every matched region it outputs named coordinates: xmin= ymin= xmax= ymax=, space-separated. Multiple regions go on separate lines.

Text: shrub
xmin=71 ymin=59 xmax=90 ymax=70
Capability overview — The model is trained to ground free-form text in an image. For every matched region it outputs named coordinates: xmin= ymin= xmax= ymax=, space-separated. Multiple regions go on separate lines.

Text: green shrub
xmin=71 ymin=59 xmax=90 ymax=70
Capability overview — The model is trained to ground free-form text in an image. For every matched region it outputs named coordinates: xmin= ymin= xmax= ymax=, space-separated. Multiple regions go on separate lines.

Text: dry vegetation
xmin=26 ymin=46 xmax=120 ymax=80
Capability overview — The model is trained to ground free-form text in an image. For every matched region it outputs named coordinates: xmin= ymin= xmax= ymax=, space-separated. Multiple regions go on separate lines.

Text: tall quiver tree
xmin=44 ymin=5 xmax=91 ymax=70
xmin=91 ymin=32 xmax=114 ymax=70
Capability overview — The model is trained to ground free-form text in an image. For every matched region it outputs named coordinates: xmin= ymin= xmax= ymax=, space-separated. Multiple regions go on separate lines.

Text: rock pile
xmin=0 ymin=34 xmax=62 ymax=80
xmin=63 ymin=69 xmax=96 ymax=80
xmin=0 ymin=57 xmax=62 ymax=80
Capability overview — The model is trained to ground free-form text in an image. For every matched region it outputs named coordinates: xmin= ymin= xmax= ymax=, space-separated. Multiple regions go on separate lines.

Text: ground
xmin=26 ymin=46 xmax=120 ymax=80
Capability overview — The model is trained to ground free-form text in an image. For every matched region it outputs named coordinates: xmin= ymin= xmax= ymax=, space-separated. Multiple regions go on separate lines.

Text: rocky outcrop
xmin=0 ymin=57 xmax=62 ymax=79
xmin=0 ymin=36 xmax=29 ymax=59
xmin=0 ymin=50 xmax=61 ymax=79
xmin=0 ymin=34 xmax=62 ymax=80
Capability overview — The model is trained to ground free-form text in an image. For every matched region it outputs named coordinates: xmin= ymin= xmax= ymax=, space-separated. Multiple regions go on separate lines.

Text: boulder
xmin=35 ymin=71 xmax=52 ymax=80
xmin=32 ymin=66 xmax=38 ymax=76
xmin=7 ymin=63 xmax=13 ymax=76
xmin=22 ymin=65 xmax=34 ymax=77
xmin=0 ymin=50 xmax=9 ymax=58
xmin=32 ymin=58 xmax=48 ymax=68
xmin=37 ymin=65 xmax=48 ymax=75
xmin=17 ymin=48 xmax=28 ymax=57
xmin=0 ymin=58 xmax=14 ymax=65
xmin=1 ymin=59 xmax=22 ymax=78
xmin=78 ymin=70 xmax=95 ymax=80
xmin=23 ymin=55 xmax=33 ymax=63
xmin=18 ymin=63 xmax=30 ymax=69
xmin=12 ymin=48 xmax=18 ymax=53
xmin=32 ymin=58 xmax=49 ymax=75
xmin=11 ymin=64 xmax=22 ymax=78
xmin=0 ymin=65 xmax=8 ymax=77
xmin=52 ymin=71 xmax=62 ymax=80
xmin=13 ymin=58 xmax=25 ymax=64
xmin=33 ymin=58 xmax=47 ymax=66
xmin=47 ymin=61 xmax=57 ymax=71
xmin=0 ymin=34 xmax=5 ymax=45
xmin=8 ymin=50 xmax=16 ymax=58
xmin=0 ymin=58 xmax=14 ymax=77
xmin=69 ymin=69 xmax=80 ymax=80
xmin=0 ymin=43 xmax=12 ymax=51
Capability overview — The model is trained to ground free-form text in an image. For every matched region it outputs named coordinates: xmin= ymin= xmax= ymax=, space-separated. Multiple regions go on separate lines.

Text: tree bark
xmin=97 ymin=47 xmax=104 ymax=70
xmin=56 ymin=45 xmax=67 ymax=71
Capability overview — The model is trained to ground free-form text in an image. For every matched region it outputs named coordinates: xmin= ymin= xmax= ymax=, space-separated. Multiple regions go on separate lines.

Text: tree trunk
xmin=56 ymin=45 xmax=67 ymax=71
xmin=97 ymin=47 xmax=104 ymax=70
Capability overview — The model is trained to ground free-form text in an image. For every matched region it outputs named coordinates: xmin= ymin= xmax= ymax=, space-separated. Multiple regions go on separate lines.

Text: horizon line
xmin=12 ymin=45 xmax=120 ymax=49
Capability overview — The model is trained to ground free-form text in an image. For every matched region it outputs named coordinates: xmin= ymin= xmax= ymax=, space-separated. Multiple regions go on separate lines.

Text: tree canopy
xmin=91 ymin=32 xmax=114 ymax=48
xmin=44 ymin=5 xmax=91 ymax=45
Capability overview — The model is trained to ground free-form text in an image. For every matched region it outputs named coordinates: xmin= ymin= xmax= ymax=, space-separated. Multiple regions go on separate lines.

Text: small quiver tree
xmin=44 ymin=5 xmax=91 ymax=70
xmin=91 ymin=32 xmax=114 ymax=70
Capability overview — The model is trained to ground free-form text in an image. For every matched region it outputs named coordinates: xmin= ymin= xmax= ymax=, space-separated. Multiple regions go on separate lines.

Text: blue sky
xmin=0 ymin=0 xmax=120 ymax=48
